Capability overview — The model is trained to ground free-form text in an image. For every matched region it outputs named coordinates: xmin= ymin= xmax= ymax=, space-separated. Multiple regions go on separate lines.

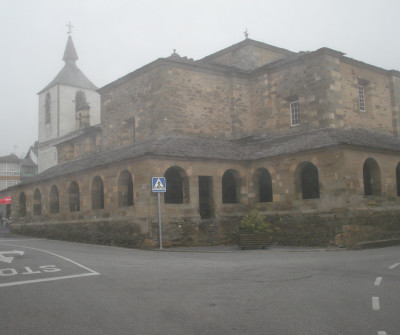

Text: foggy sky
xmin=1 ymin=0 xmax=400 ymax=158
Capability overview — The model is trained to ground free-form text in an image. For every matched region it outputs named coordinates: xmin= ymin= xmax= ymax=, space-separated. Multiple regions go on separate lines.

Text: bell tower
xmin=37 ymin=24 xmax=100 ymax=172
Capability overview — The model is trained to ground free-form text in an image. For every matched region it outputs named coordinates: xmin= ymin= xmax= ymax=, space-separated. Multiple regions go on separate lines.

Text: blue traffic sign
xmin=152 ymin=177 xmax=166 ymax=192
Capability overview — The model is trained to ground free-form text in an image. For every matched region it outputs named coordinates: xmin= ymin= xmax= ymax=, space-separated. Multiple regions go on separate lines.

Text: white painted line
xmin=389 ymin=262 xmax=400 ymax=270
xmin=0 ymin=272 xmax=99 ymax=288
xmin=0 ymin=242 xmax=99 ymax=274
xmin=372 ymin=297 xmax=380 ymax=311
xmin=377 ymin=331 xmax=387 ymax=335
xmin=0 ymin=242 xmax=100 ymax=288
xmin=374 ymin=277 xmax=383 ymax=286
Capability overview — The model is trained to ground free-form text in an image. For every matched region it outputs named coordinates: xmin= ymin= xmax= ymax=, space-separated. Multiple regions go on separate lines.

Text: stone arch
xmin=363 ymin=158 xmax=381 ymax=196
xmin=33 ymin=188 xmax=42 ymax=216
xmin=49 ymin=185 xmax=59 ymax=214
xmin=19 ymin=192 xmax=27 ymax=217
xmin=295 ymin=162 xmax=320 ymax=200
xmin=222 ymin=169 xmax=241 ymax=204
xmin=91 ymin=176 xmax=104 ymax=209
xmin=397 ymin=162 xmax=400 ymax=197
xmin=69 ymin=181 xmax=80 ymax=212
xmin=118 ymin=170 xmax=134 ymax=207
xmin=164 ymin=166 xmax=189 ymax=204
xmin=254 ymin=168 xmax=273 ymax=203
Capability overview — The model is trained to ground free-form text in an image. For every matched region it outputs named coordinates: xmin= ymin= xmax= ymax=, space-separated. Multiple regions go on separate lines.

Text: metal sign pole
xmin=158 ymin=192 xmax=162 ymax=250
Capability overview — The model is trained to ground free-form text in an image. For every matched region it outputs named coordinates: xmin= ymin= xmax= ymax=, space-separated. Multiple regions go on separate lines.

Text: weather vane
xmin=244 ymin=28 xmax=249 ymax=39
xmin=66 ymin=22 xmax=74 ymax=35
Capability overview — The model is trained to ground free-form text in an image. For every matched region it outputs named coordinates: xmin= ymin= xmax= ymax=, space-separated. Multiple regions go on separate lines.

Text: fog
xmin=1 ymin=0 xmax=399 ymax=157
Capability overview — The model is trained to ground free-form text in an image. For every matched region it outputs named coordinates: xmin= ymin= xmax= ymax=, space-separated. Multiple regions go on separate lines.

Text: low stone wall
xmin=10 ymin=209 xmax=400 ymax=249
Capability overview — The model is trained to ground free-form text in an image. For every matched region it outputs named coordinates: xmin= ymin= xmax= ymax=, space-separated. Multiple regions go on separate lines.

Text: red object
xmin=0 ymin=196 xmax=11 ymax=204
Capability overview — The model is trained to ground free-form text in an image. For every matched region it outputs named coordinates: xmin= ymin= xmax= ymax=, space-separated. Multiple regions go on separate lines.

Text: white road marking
xmin=389 ymin=262 xmax=399 ymax=270
xmin=0 ymin=250 xmax=24 ymax=263
xmin=372 ymin=297 xmax=380 ymax=311
xmin=0 ymin=242 xmax=100 ymax=288
xmin=0 ymin=272 xmax=99 ymax=288
xmin=374 ymin=277 xmax=383 ymax=286
xmin=377 ymin=331 xmax=387 ymax=335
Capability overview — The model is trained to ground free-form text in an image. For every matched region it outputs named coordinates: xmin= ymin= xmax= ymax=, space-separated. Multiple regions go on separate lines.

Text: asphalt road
xmin=0 ymin=235 xmax=399 ymax=335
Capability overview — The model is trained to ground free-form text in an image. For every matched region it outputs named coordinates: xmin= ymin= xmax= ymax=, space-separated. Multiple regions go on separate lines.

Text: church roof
xmin=18 ymin=127 xmax=400 ymax=186
xmin=38 ymin=36 xmax=97 ymax=94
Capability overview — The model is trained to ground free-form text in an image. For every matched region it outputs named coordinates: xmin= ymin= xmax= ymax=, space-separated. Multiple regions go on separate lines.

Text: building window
xmin=118 ymin=170 xmax=134 ymax=207
xmin=255 ymin=168 xmax=273 ymax=202
xmin=33 ymin=189 xmax=42 ymax=216
xmin=290 ymin=100 xmax=300 ymax=126
xmin=359 ymin=85 xmax=366 ymax=112
xmin=69 ymin=181 xmax=80 ymax=212
xmin=92 ymin=176 xmax=105 ymax=209
xmin=45 ymin=93 xmax=51 ymax=124
xmin=0 ymin=163 xmax=20 ymax=176
xmin=131 ymin=117 xmax=136 ymax=144
xmin=19 ymin=192 xmax=26 ymax=217
xmin=164 ymin=166 xmax=189 ymax=204
xmin=363 ymin=158 xmax=381 ymax=196
xmin=222 ymin=169 xmax=240 ymax=204
xmin=295 ymin=162 xmax=320 ymax=200
xmin=49 ymin=185 xmax=59 ymax=214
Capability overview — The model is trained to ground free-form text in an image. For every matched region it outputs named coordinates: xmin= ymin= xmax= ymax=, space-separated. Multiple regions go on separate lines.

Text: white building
xmin=37 ymin=34 xmax=100 ymax=172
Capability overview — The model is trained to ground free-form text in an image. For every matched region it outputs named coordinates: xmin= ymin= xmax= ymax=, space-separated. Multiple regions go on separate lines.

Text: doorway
xmin=198 ymin=176 xmax=214 ymax=219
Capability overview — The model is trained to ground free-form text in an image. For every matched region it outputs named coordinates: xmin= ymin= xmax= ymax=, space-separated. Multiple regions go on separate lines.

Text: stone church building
xmin=9 ymin=35 xmax=400 ymax=248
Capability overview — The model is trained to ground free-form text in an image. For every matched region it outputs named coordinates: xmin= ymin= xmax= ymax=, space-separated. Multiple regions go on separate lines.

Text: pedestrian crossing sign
xmin=152 ymin=177 xmax=166 ymax=192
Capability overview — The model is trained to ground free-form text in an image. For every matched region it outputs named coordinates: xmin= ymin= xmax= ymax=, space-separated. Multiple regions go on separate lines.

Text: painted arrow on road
xmin=0 ymin=251 xmax=24 ymax=264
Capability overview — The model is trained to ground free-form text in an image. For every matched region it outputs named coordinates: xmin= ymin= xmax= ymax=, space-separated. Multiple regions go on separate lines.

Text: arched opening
xmin=255 ymin=168 xmax=273 ymax=202
xmin=222 ymin=169 xmax=240 ymax=204
xmin=363 ymin=158 xmax=381 ymax=196
xmin=164 ymin=166 xmax=189 ymax=204
xmin=92 ymin=176 xmax=104 ymax=209
xmin=118 ymin=170 xmax=134 ymax=207
xmin=295 ymin=162 xmax=320 ymax=200
xmin=75 ymin=91 xmax=88 ymax=112
xmin=19 ymin=192 xmax=26 ymax=217
xmin=69 ymin=181 xmax=80 ymax=212
xmin=49 ymin=185 xmax=59 ymax=214
xmin=45 ymin=92 xmax=51 ymax=124
xmin=33 ymin=189 xmax=42 ymax=216
xmin=396 ymin=163 xmax=400 ymax=197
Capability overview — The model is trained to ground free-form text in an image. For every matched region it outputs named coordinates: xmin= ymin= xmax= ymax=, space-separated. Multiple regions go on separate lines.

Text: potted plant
xmin=239 ymin=209 xmax=273 ymax=249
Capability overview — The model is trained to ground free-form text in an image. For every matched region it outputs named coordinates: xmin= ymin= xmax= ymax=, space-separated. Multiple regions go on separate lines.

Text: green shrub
xmin=240 ymin=209 xmax=273 ymax=234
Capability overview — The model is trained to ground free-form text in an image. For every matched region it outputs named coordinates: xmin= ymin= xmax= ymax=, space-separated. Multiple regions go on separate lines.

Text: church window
xmin=69 ymin=181 xmax=80 ymax=212
xmin=164 ymin=166 xmax=189 ymax=204
xmin=49 ymin=185 xmax=60 ymax=214
xmin=19 ymin=192 xmax=26 ymax=217
xmin=75 ymin=91 xmax=88 ymax=112
xmin=118 ymin=170 xmax=134 ymax=207
xmin=397 ymin=163 xmax=400 ymax=197
xmin=358 ymin=85 xmax=366 ymax=112
xmin=295 ymin=162 xmax=320 ymax=200
xmin=290 ymin=100 xmax=300 ymax=126
xmin=222 ymin=169 xmax=240 ymax=204
xmin=45 ymin=93 xmax=51 ymax=124
xmin=33 ymin=188 xmax=42 ymax=216
xmin=363 ymin=158 xmax=381 ymax=196
xmin=131 ymin=117 xmax=136 ymax=144
xmin=92 ymin=176 xmax=105 ymax=209
xmin=255 ymin=168 xmax=273 ymax=202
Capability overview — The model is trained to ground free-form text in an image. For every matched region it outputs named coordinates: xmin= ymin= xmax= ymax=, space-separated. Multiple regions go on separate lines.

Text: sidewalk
xmin=156 ymin=245 xmax=344 ymax=253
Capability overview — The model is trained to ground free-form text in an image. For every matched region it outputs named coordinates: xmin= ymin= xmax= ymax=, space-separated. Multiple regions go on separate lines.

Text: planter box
xmin=238 ymin=233 xmax=271 ymax=250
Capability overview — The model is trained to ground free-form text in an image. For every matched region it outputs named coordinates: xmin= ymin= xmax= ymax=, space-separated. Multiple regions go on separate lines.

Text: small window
xmin=290 ymin=100 xmax=300 ymax=126
xmin=131 ymin=117 xmax=136 ymax=144
xmin=45 ymin=93 xmax=51 ymax=124
xmin=359 ymin=85 xmax=366 ymax=112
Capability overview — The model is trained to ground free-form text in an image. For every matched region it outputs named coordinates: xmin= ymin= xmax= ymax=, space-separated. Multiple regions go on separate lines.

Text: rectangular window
xmin=358 ymin=85 xmax=366 ymax=112
xmin=0 ymin=163 xmax=20 ymax=176
xmin=290 ymin=101 xmax=300 ymax=126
